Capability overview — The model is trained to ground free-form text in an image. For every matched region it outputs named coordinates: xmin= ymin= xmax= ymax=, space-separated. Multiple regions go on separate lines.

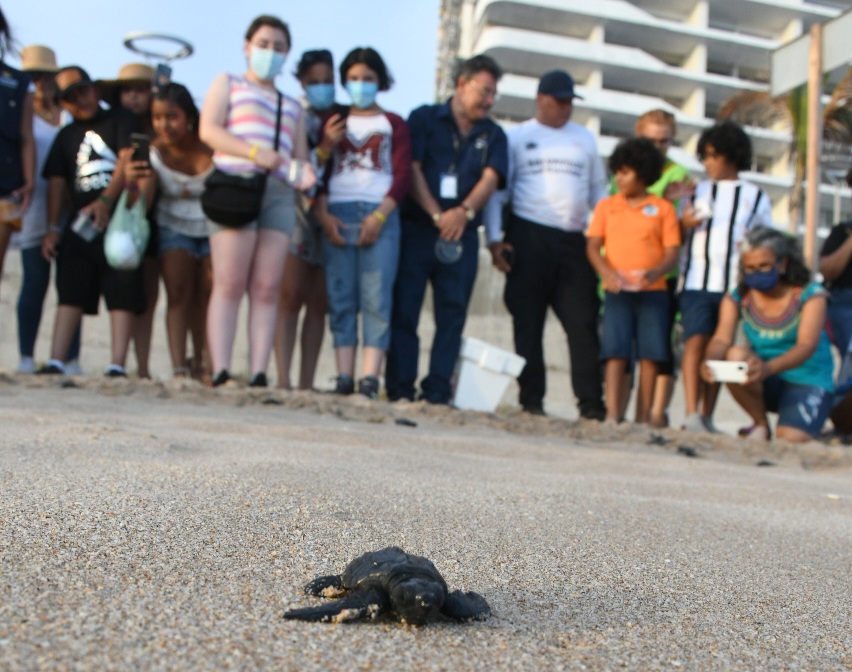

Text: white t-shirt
xmin=327 ymin=114 xmax=394 ymax=204
xmin=680 ymin=178 xmax=773 ymax=293
xmin=484 ymin=118 xmax=607 ymax=240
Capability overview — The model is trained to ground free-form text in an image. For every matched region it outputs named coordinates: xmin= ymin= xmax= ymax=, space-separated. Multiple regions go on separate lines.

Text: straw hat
xmin=99 ymin=62 xmax=155 ymax=87
xmin=20 ymin=45 xmax=59 ymax=73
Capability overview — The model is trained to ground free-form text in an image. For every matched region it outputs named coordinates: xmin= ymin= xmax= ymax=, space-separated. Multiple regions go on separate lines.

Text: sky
xmin=1 ymin=0 xmax=441 ymax=117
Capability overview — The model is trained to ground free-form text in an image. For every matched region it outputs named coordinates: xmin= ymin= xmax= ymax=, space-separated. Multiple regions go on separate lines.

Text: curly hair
xmin=697 ymin=121 xmax=752 ymax=171
xmin=608 ymin=137 xmax=665 ymax=187
xmin=737 ymin=226 xmax=811 ymax=293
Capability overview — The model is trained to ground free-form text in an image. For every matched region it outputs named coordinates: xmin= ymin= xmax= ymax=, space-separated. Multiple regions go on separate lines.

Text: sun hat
xmin=20 ymin=45 xmax=59 ymax=73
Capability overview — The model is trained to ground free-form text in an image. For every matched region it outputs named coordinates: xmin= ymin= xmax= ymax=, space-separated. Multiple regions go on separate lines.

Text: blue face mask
xmin=743 ymin=267 xmax=780 ymax=292
xmin=346 ymin=80 xmax=378 ymax=109
xmin=250 ymin=47 xmax=287 ymax=81
xmin=305 ymin=83 xmax=335 ymax=111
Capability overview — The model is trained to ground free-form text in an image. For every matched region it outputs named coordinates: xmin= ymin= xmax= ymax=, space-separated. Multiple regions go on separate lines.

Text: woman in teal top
xmin=702 ymin=227 xmax=833 ymax=442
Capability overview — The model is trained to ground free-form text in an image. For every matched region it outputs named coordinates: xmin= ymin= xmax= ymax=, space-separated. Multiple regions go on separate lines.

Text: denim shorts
xmin=679 ymin=290 xmax=724 ymax=339
xmin=322 ymin=200 xmax=400 ymax=350
xmin=600 ymin=290 xmax=670 ymax=362
xmin=764 ymin=376 xmax=833 ymax=436
xmin=159 ymin=226 xmax=210 ymax=259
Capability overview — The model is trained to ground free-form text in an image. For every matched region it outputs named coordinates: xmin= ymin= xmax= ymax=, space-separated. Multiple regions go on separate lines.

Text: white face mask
xmin=250 ymin=46 xmax=286 ymax=81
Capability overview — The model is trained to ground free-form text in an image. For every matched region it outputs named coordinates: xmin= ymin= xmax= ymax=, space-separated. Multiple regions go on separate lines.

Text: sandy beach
xmin=1 ymin=251 xmax=851 ymax=670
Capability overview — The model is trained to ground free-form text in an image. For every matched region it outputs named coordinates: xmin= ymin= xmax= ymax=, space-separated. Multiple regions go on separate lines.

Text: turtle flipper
xmin=440 ymin=590 xmax=491 ymax=622
xmin=304 ymin=574 xmax=346 ymax=598
xmin=283 ymin=588 xmax=390 ymax=623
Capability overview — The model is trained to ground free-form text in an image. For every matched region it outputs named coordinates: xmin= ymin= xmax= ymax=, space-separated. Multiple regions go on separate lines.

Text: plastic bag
xmin=104 ymin=190 xmax=150 ymax=270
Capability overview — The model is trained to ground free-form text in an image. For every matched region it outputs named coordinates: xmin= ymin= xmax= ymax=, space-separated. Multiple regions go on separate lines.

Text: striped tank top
xmin=213 ymin=74 xmax=301 ymax=183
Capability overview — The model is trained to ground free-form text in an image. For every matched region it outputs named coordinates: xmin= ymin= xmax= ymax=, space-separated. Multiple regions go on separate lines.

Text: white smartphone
xmin=705 ymin=360 xmax=748 ymax=384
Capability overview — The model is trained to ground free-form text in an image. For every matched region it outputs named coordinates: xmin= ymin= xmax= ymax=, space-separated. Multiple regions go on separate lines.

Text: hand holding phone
xmin=130 ymin=133 xmax=150 ymax=164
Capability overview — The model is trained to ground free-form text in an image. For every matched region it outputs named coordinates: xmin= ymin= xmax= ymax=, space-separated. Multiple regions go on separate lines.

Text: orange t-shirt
xmin=586 ymin=192 xmax=681 ymax=291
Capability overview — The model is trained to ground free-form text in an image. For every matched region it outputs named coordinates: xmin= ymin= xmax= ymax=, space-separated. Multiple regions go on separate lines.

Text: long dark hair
xmin=339 ymin=47 xmax=393 ymax=91
xmin=152 ymin=82 xmax=199 ymax=134
xmin=0 ymin=7 xmax=12 ymax=59
xmin=737 ymin=226 xmax=811 ymax=293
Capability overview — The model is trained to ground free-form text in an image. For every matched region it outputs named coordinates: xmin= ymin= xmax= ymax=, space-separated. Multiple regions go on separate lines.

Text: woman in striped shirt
xmin=200 ymin=14 xmax=314 ymax=388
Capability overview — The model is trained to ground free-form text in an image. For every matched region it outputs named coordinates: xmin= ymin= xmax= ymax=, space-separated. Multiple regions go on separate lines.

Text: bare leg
xmin=49 ymin=305 xmax=84 ymax=362
xmin=246 ymin=228 xmax=289 ymax=376
xmin=335 ymin=345 xmax=356 ymax=377
xmin=634 ymin=359 xmax=658 ymax=424
xmin=0 ymin=222 xmax=12 ymax=298
xmin=775 ymin=426 xmax=814 ymax=443
xmin=161 ymin=249 xmax=196 ymax=373
xmin=110 ymin=310 xmax=135 ymax=368
xmin=298 ymin=265 xmax=327 ymax=390
xmin=207 ymin=229 xmax=257 ymax=374
xmin=133 ymin=256 xmax=160 ymax=378
xmin=190 ymin=256 xmax=213 ymax=381
xmin=617 ymin=368 xmax=633 ymax=420
xmin=361 ymin=346 xmax=384 ymax=378
xmin=650 ymin=373 xmax=675 ymax=428
xmin=274 ymin=252 xmax=309 ymax=389
xmin=681 ymin=334 xmax=708 ymax=417
xmin=604 ymin=358 xmax=627 ymax=422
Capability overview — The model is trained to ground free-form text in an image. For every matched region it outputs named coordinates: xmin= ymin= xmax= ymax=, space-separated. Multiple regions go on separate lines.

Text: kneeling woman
xmin=702 ymin=227 xmax=834 ymax=442
xmin=314 ymin=47 xmax=411 ymax=398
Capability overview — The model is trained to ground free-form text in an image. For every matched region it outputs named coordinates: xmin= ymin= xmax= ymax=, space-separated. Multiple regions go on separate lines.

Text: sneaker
xmin=36 ymin=360 xmax=65 ymax=375
xmin=104 ymin=364 xmax=127 ymax=378
xmin=579 ymin=405 xmax=606 ymax=422
xmin=333 ymin=374 xmax=354 ymax=395
xmin=681 ymin=412 xmax=706 ymax=433
xmin=17 ymin=356 xmax=35 ymax=374
xmin=64 ymin=359 xmax=83 ymax=376
xmin=248 ymin=372 xmax=268 ymax=388
xmin=701 ymin=415 xmax=721 ymax=434
xmin=357 ymin=376 xmax=380 ymax=400
xmin=212 ymin=369 xmax=231 ymax=387
xmin=522 ymin=402 xmax=546 ymax=416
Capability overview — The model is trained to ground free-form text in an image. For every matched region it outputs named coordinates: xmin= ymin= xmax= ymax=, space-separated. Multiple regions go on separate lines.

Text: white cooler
xmin=452 ymin=337 xmax=526 ymax=412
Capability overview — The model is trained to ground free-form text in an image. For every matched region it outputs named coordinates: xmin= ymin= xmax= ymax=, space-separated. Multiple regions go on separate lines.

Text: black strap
xmin=273 ymin=90 xmax=282 ymax=152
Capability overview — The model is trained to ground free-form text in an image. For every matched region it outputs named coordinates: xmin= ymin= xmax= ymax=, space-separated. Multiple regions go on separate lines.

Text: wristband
xmin=373 ymin=210 xmax=387 ymax=224
xmin=316 ymin=146 xmax=330 ymax=161
xmin=248 ymin=145 xmax=260 ymax=161
xmin=98 ymin=194 xmax=113 ymax=207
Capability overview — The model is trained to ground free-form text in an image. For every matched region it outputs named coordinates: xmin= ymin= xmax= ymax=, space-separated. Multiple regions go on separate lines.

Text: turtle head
xmin=389 ymin=577 xmax=443 ymax=625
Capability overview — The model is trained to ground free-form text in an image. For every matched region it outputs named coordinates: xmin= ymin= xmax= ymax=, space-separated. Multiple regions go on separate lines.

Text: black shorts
xmin=56 ymin=228 xmax=146 ymax=315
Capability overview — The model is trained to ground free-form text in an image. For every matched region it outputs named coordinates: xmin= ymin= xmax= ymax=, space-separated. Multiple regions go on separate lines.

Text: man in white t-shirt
xmin=484 ymin=70 xmax=607 ymax=419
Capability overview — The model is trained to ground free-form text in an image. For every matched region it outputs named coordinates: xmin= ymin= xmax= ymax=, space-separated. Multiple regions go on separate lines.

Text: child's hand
xmin=640 ymin=268 xmax=662 ymax=288
xmin=602 ymin=268 xmax=623 ymax=293
xmin=663 ymin=178 xmax=693 ymax=203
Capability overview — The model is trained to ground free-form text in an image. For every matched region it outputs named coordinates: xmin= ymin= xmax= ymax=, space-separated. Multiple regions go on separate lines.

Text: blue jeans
xmin=385 ymin=219 xmax=479 ymax=403
xmin=17 ymin=245 xmax=81 ymax=360
xmin=828 ymin=288 xmax=852 ymax=355
xmin=322 ymin=201 xmax=400 ymax=350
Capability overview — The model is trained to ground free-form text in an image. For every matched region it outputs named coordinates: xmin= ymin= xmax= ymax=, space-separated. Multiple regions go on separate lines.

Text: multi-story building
xmin=437 ymin=0 xmax=852 ymax=228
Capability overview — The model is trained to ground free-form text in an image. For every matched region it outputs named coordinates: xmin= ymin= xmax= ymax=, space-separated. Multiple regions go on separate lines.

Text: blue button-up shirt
xmin=402 ymin=98 xmax=508 ymax=227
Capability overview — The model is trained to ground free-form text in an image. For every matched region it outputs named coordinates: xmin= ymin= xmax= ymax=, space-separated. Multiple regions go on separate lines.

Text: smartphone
xmin=705 ymin=360 xmax=748 ymax=384
xmin=153 ymin=63 xmax=172 ymax=90
xmin=71 ymin=212 xmax=98 ymax=242
xmin=330 ymin=103 xmax=350 ymax=120
xmin=131 ymin=133 xmax=150 ymax=163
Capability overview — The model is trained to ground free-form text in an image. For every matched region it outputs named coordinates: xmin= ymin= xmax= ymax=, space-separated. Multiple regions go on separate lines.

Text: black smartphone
xmin=130 ymin=133 xmax=150 ymax=163
xmin=330 ymin=103 xmax=350 ymax=120
xmin=153 ymin=63 xmax=172 ymax=90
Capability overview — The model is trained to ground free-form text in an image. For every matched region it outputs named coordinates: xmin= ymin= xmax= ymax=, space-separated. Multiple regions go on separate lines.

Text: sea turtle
xmin=282 ymin=546 xmax=491 ymax=625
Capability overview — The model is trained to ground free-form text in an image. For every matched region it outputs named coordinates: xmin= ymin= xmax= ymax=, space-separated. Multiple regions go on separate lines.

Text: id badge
xmin=439 ymin=173 xmax=458 ymax=199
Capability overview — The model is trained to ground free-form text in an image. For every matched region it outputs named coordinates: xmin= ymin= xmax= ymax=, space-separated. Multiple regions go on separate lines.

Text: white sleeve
xmin=588 ymin=142 xmax=608 ymax=209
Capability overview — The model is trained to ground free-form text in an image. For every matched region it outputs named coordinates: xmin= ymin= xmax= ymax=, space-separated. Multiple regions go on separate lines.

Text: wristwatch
xmin=461 ymin=203 xmax=476 ymax=222
xmin=431 ymin=212 xmax=441 ymax=225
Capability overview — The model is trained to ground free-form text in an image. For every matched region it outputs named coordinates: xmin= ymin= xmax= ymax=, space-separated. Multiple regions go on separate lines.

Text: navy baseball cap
xmin=537 ymin=70 xmax=583 ymax=100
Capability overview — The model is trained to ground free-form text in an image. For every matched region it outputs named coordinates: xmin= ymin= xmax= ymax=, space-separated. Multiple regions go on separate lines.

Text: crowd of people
xmin=1 ymin=9 xmax=851 ymax=443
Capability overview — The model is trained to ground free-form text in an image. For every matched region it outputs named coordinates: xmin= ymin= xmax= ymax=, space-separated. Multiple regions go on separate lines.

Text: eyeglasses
xmin=466 ymin=78 xmax=498 ymax=101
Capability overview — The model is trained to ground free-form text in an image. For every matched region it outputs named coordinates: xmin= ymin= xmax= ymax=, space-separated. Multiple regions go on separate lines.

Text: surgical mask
xmin=346 ymin=80 xmax=378 ymax=109
xmin=743 ymin=267 xmax=780 ymax=292
xmin=250 ymin=47 xmax=287 ymax=81
xmin=305 ymin=83 xmax=335 ymax=111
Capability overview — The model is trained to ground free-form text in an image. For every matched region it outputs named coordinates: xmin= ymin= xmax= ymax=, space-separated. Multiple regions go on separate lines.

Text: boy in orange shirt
xmin=587 ymin=137 xmax=681 ymax=424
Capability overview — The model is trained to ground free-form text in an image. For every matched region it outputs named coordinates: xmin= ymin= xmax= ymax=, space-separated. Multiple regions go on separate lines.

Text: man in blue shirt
xmin=386 ymin=54 xmax=508 ymax=404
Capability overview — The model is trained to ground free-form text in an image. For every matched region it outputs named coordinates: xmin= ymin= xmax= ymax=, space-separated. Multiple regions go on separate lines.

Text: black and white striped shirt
xmin=680 ymin=179 xmax=773 ymax=293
